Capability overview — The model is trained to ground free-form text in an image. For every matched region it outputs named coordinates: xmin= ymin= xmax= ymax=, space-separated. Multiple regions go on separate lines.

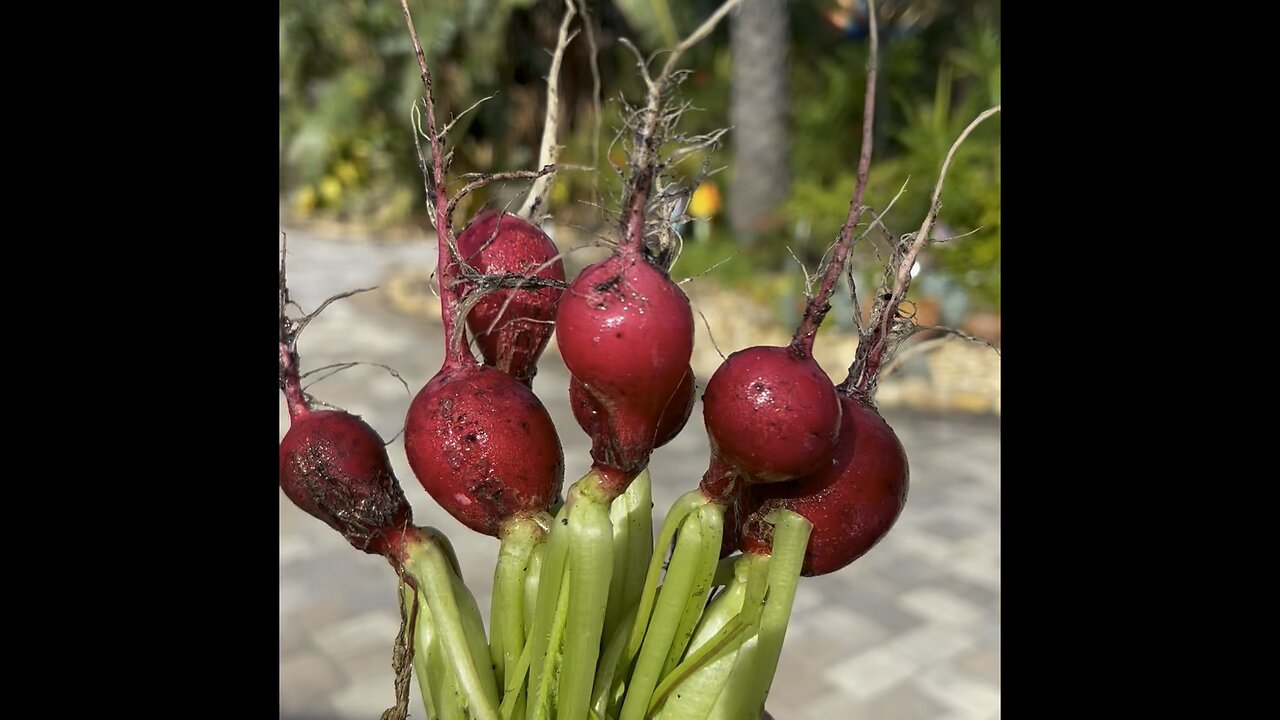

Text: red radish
xmin=279 ymin=408 xmax=414 ymax=556
xmin=739 ymin=394 xmax=909 ymax=576
xmin=555 ymin=252 xmax=694 ymax=495
xmin=403 ymin=361 xmax=564 ymax=537
xmin=455 ymin=210 xmax=565 ymax=385
xmin=569 ymin=366 xmax=695 ymax=451
xmin=701 ymin=345 xmax=842 ymax=484
xmin=278 ymin=252 xmax=414 ymax=559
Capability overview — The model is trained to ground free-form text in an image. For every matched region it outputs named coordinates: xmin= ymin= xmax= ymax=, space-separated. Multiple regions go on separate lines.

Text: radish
xmin=569 ymin=365 xmax=695 ymax=452
xmin=528 ymin=52 xmax=700 ymax=719
xmin=701 ymin=345 xmax=843 ymax=484
xmin=278 ymin=252 xmax=413 ymax=559
xmin=554 ymin=252 xmax=695 ymax=494
xmin=456 ymin=209 xmax=565 ymax=386
xmin=401 ymin=355 xmax=563 ymax=720
xmin=739 ymin=393 xmax=909 ymax=576
xmin=534 ymin=252 xmax=694 ymax=720
xmin=279 ymin=408 xmax=414 ymax=556
xmin=403 ymin=361 xmax=563 ymax=537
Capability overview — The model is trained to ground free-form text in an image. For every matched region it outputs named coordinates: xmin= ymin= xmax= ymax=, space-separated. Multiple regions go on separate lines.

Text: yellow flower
xmin=295 ymin=185 xmax=318 ymax=216
xmin=319 ymin=175 xmax=343 ymax=205
xmin=334 ymin=161 xmax=360 ymax=188
xmin=688 ymin=182 xmax=722 ymax=219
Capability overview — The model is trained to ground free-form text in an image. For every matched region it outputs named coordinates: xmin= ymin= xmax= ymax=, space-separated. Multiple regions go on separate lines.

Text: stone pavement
xmin=278 ymin=229 xmax=1001 ymax=720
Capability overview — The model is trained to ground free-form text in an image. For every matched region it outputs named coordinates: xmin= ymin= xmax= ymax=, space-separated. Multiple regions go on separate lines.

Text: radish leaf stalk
xmin=789 ymin=0 xmax=881 ymax=357
xmin=648 ymin=553 xmax=769 ymax=716
xmin=489 ymin=516 xmax=546 ymax=719
xmin=606 ymin=469 xmax=654 ymax=646
xmin=399 ymin=529 xmax=501 ymax=720
xmin=742 ymin=510 xmax=811 ymax=716
xmin=618 ymin=503 xmax=720 ymax=720
xmin=558 ymin=484 xmax=616 ymax=720
xmin=842 ymin=103 xmax=1002 ymax=400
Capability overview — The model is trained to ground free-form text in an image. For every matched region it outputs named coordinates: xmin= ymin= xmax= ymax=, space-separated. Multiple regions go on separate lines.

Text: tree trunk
xmin=728 ymin=0 xmax=790 ymax=239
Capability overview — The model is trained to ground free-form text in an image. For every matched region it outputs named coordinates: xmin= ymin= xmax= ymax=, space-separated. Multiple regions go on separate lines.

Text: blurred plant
xmin=782 ymin=1 xmax=1001 ymax=310
xmin=281 ymin=0 xmax=596 ymax=229
xmin=279 ymin=0 xmax=1000 ymax=310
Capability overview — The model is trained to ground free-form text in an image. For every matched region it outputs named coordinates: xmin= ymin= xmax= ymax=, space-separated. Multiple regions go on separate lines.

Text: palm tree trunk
xmin=728 ymin=0 xmax=790 ymax=239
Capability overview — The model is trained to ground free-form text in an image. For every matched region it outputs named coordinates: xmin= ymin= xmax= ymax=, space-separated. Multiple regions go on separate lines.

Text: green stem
xmin=492 ymin=516 xmax=545 ymax=713
xmin=607 ymin=468 xmax=653 ymax=645
xmin=408 ymin=583 xmax=438 ymax=720
xmin=405 ymin=538 xmax=502 ymax=720
xmin=449 ymin=560 xmax=502 ymax=707
xmin=558 ymin=482 xmax=615 ymax=720
xmin=648 ymin=554 xmax=770 ymax=717
xmin=591 ymin=601 xmax=641 ymax=720
xmin=529 ymin=565 xmax=572 ymax=720
xmin=661 ymin=503 xmax=724 ymax=678
xmin=619 ymin=504 xmax=712 ymax=720
xmin=624 ymin=490 xmax=707 ymax=665
xmin=413 ymin=582 xmax=468 ymax=720
xmin=704 ymin=636 xmax=760 ymax=720
xmin=525 ymin=504 xmax=570 ymax=720
xmin=499 ymin=635 xmax=535 ymax=720
xmin=523 ymin=542 xmax=547 ymax=641
xmin=742 ymin=510 xmax=812 ymax=719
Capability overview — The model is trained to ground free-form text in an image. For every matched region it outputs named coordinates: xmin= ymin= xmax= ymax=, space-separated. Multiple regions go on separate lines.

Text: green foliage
xmin=281 ymin=0 xmax=551 ymax=227
xmin=280 ymin=0 xmax=424 ymax=226
xmin=781 ymin=6 xmax=1001 ymax=310
xmin=279 ymin=0 xmax=1000 ymax=308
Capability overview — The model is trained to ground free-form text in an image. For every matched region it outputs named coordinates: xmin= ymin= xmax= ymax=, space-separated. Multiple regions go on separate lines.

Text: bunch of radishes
xmin=278 ymin=1 xmax=998 ymax=718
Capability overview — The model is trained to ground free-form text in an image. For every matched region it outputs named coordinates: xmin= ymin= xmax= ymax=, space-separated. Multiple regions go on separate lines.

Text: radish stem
xmin=660 ymin=503 xmax=724 ymax=678
xmin=491 ymin=515 xmax=545 ymax=717
xmin=607 ymin=468 xmax=653 ymax=645
xmin=557 ymin=482 xmax=616 ymax=720
xmin=528 ymin=566 xmax=572 ymax=720
xmin=407 ymin=583 xmax=437 ymax=720
xmin=404 ymin=538 xmax=501 ymax=720
xmin=450 ymin=560 xmax=501 ymax=710
xmin=623 ymin=469 xmax=655 ymax=611
xmin=648 ymin=553 xmax=769 ymax=715
xmin=523 ymin=542 xmax=546 ymax=640
xmin=624 ymin=490 xmax=706 ymax=664
xmin=618 ymin=505 xmax=712 ymax=720
xmin=591 ymin=601 xmax=641 ymax=719
xmin=526 ymin=505 xmax=570 ymax=720
xmin=499 ymin=638 xmax=535 ymax=720
xmin=743 ymin=510 xmax=812 ymax=718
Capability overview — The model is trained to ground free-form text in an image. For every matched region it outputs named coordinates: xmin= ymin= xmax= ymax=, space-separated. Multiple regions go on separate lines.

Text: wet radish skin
xmin=555 ymin=253 xmax=694 ymax=488
xmin=455 ymin=210 xmax=565 ymax=385
xmin=739 ymin=395 xmax=909 ymax=576
xmin=404 ymin=362 xmax=564 ymax=537
xmin=569 ymin=365 xmax=695 ymax=451
xmin=279 ymin=410 xmax=413 ymax=556
xmin=702 ymin=346 xmax=842 ymax=483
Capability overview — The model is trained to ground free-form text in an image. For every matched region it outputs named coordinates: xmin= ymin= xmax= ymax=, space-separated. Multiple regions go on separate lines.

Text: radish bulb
xmin=279 ymin=408 xmax=414 ymax=557
xmin=702 ymin=345 xmax=842 ymax=484
xmin=404 ymin=361 xmax=563 ymax=539
xmin=740 ymin=393 xmax=909 ymax=576
xmin=456 ymin=210 xmax=565 ymax=386
xmin=569 ymin=365 xmax=695 ymax=452
xmin=278 ymin=262 xmax=413 ymax=560
xmin=554 ymin=252 xmax=695 ymax=495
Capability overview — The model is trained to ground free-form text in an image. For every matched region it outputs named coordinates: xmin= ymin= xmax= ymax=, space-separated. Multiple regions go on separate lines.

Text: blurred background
xmin=280 ymin=0 xmax=999 ymax=718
